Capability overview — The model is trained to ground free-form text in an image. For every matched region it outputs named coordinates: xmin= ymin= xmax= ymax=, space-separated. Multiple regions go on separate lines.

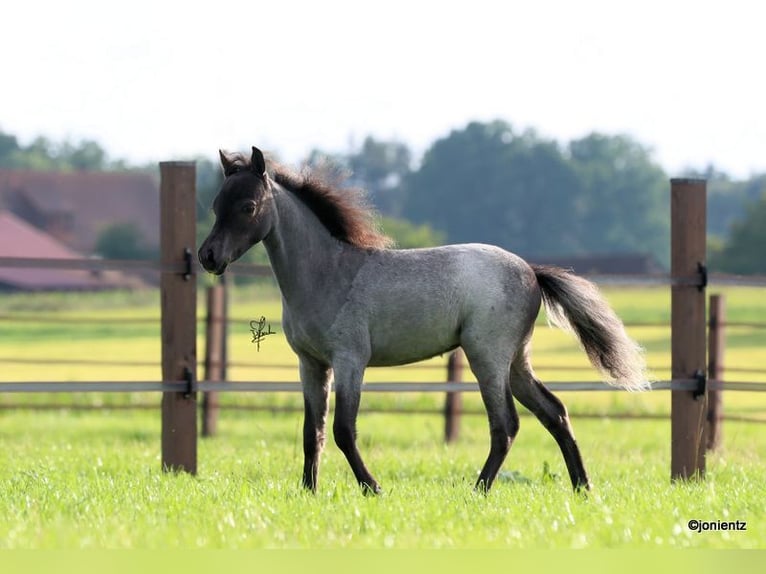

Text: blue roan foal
xmin=199 ymin=146 xmax=648 ymax=494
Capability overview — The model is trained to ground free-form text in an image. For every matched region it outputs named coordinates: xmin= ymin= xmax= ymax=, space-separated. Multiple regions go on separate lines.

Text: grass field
xmin=1 ymin=408 xmax=764 ymax=549
xmin=0 ymin=283 xmax=764 ymax=548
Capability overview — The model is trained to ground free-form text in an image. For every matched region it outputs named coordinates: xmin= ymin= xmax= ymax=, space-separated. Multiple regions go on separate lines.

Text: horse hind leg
xmin=475 ymin=376 xmax=520 ymax=492
xmin=510 ymin=348 xmax=591 ymax=491
xmin=462 ymin=344 xmax=520 ymax=492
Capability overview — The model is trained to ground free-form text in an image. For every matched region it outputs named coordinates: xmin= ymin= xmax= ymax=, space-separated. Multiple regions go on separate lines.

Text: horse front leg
xmin=299 ymin=356 xmax=332 ymax=492
xmin=332 ymin=359 xmax=381 ymax=495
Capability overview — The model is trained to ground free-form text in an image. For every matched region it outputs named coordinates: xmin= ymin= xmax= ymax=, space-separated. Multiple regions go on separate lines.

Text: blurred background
xmin=1 ymin=0 xmax=765 ymax=275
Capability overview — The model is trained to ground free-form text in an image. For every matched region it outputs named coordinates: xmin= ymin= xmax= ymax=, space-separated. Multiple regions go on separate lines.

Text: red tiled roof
xmin=0 ymin=169 xmax=159 ymax=254
xmin=0 ymin=210 xmax=144 ymax=291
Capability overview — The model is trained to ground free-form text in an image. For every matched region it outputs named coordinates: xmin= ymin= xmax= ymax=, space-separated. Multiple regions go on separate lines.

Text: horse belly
xmin=366 ymin=300 xmax=461 ymax=366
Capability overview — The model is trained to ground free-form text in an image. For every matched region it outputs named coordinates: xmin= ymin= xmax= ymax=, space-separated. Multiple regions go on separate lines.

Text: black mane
xmin=223 ymin=151 xmax=392 ymax=250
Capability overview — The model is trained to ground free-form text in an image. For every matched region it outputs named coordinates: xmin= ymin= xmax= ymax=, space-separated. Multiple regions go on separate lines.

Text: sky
xmin=1 ymin=0 xmax=764 ymax=177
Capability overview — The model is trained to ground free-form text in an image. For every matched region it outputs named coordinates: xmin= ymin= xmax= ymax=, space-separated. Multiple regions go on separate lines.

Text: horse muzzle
xmin=198 ymin=244 xmax=229 ymax=275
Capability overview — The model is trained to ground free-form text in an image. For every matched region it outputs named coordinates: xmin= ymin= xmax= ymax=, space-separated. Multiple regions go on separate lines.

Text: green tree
xmin=379 ymin=216 xmax=445 ymax=248
xmin=0 ymin=130 xmax=20 ymax=167
xmin=348 ymin=137 xmax=412 ymax=216
xmin=304 ymin=136 xmax=412 ymax=216
xmin=568 ymin=133 xmax=669 ymax=266
xmin=95 ymin=223 xmax=155 ymax=260
xmin=403 ymin=120 xmax=582 ymax=258
xmin=683 ymin=166 xmax=766 ymax=243
xmin=0 ymin=131 xmax=112 ymax=172
xmin=709 ymin=191 xmax=766 ymax=274
xmin=194 ymin=156 xmax=224 ymax=222
xmin=15 ymin=136 xmax=58 ymax=170
xmin=60 ymin=139 xmax=108 ymax=171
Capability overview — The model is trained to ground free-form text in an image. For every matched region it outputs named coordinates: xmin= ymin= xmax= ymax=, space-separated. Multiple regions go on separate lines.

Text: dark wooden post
xmin=202 ymin=283 xmax=225 ymax=437
xmin=670 ymin=178 xmax=707 ymax=481
xmin=444 ymin=349 xmax=464 ymax=443
xmin=706 ymin=294 xmax=725 ymax=451
xmin=160 ymin=161 xmax=197 ymax=474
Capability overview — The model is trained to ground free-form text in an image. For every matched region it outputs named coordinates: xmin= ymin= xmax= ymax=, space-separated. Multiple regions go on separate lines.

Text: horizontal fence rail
xmin=584 ymin=272 xmax=766 ymax=288
xmin=3 ymin=357 xmax=766 ymax=376
xmin=0 ymin=256 xmax=272 ymax=277
xmin=0 ymin=255 xmax=183 ymax=274
xmin=2 ymin=379 xmax=765 ymax=393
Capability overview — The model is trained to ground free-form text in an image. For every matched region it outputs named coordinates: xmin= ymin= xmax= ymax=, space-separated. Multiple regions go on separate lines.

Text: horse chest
xmin=281 ymin=305 xmax=349 ymax=362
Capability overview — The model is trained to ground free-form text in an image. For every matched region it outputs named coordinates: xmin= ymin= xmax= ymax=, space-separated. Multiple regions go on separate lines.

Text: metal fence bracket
xmin=693 ymin=369 xmax=707 ymax=400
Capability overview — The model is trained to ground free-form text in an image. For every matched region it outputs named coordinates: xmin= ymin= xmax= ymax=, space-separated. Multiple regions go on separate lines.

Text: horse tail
xmin=531 ymin=265 xmax=649 ymax=391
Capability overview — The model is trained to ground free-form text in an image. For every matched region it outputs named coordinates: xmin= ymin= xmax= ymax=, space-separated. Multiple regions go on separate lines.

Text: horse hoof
xmin=473 ymin=479 xmax=492 ymax=494
xmin=573 ymin=481 xmax=592 ymax=497
xmin=361 ymin=482 xmax=382 ymax=496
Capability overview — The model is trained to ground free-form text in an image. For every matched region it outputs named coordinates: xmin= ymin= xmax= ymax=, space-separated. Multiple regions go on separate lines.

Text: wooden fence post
xmin=706 ymin=294 xmax=725 ymax=451
xmin=160 ymin=161 xmax=197 ymax=474
xmin=670 ymin=178 xmax=707 ymax=481
xmin=202 ymin=283 xmax=225 ymax=437
xmin=444 ymin=349 xmax=464 ymax=443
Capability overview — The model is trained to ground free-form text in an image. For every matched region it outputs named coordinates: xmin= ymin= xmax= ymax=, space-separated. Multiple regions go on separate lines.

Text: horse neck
xmin=262 ymin=184 xmax=364 ymax=308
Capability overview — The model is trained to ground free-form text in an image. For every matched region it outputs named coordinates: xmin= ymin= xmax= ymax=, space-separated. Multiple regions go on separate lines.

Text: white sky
xmin=1 ymin=0 xmax=764 ymax=177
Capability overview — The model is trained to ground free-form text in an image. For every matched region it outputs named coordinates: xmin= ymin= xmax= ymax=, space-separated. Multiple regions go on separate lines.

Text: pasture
xmin=0 ymin=284 xmax=765 ymax=548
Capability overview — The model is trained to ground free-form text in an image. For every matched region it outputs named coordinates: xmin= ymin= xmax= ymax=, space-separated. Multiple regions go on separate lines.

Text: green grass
xmin=0 ymin=285 xmax=764 ymax=548
xmin=0 ymin=408 xmax=764 ymax=549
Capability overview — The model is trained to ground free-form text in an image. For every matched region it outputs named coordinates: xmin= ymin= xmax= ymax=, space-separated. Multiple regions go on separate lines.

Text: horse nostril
xmin=199 ymin=246 xmax=214 ymax=268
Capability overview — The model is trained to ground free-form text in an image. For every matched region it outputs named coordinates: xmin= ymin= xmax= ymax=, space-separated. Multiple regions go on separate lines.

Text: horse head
xmin=198 ymin=146 xmax=274 ymax=275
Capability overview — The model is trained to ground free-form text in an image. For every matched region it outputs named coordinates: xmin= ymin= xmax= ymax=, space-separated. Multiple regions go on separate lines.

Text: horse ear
xmin=251 ymin=146 xmax=267 ymax=177
xmin=219 ymin=149 xmax=234 ymax=174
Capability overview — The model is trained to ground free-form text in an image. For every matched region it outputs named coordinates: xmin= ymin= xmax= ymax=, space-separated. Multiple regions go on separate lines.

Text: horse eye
xmin=241 ymin=203 xmax=257 ymax=215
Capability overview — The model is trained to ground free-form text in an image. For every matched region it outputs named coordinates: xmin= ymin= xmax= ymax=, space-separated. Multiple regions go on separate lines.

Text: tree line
xmin=1 ymin=124 xmax=764 ymax=274
xmin=303 ymin=122 xmax=765 ymax=274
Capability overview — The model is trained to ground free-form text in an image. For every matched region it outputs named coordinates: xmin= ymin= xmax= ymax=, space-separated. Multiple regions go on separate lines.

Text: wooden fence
xmin=2 ymin=167 xmax=766 ymax=482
